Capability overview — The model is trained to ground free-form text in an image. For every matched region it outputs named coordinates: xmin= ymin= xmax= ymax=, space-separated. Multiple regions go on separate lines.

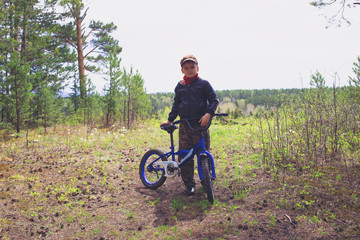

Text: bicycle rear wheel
xmin=139 ymin=149 xmax=167 ymax=189
xmin=200 ymin=156 xmax=214 ymax=204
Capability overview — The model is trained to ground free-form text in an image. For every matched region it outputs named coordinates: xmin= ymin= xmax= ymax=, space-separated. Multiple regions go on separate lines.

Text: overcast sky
xmin=85 ymin=0 xmax=360 ymax=93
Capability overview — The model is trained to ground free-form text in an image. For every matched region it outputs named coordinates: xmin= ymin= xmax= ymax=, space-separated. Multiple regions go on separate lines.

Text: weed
xmin=127 ymin=211 xmax=135 ymax=220
xmin=199 ymin=199 xmax=211 ymax=210
xmin=171 ymin=198 xmax=188 ymax=212
xmin=233 ymin=187 xmax=251 ymax=201
xmin=305 ymin=200 xmax=315 ymax=208
xmin=318 ymin=227 xmax=327 ymax=235
xmin=8 ymin=174 xmax=24 ymax=181
xmin=187 ymin=229 xmax=193 ymax=237
xmin=311 ymin=215 xmax=320 ymax=224
xmin=147 ymin=197 xmax=161 ymax=206
xmin=118 ymin=209 xmax=135 ymax=221
xmin=351 ymin=193 xmax=358 ymax=204
xmin=243 ymin=217 xmax=259 ymax=226
xmin=279 ymin=196 xmax=287 ymax=207
xmin=228 ymin=204 xmax=239 ymax=212
xmin=295 ymin=202 xmax=304 ymax=209
xmin=30 ymin=191 xmax=40 ymax=197
xmin=270 ymin=214 xmax=276 ymax=226
xmin=0 ymin=218 xmax=9 ymax=232
xmin=158 ymin=224 xmax=169 ymax=233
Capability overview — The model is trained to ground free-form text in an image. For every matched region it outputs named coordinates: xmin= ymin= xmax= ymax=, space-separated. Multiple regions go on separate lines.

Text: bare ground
xmin=0 ymin=126 xmax=359 ymax=240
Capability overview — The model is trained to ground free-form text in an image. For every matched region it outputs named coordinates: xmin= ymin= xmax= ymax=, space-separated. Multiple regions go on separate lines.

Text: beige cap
xmin=180 ymin=54 xmax=198 ymax=66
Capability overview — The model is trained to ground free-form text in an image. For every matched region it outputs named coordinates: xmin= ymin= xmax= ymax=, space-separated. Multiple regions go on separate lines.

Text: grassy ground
xmin=0 ymin=119 xmax=359 ymax=239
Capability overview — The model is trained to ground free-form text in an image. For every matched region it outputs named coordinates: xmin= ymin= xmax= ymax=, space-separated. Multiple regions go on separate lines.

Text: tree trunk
xmin=75 ymin=10 xmax=86 ymax=99
xmin=3 ymin=60 xmax=10 ymax=123
xmin=13 ymin=12 xmax=21 ymax=133
xmin=106 ymin=106 xmax=110 ymax=126
xmin=15 ymin=74 xmax=20 ymax=133
xmin=127 ymin=91 xmax=130 ymax=129
xmin=21 ymin=2 xmax=27 ymax=64
xmin=123 ymin=99 xmax=126 ymax=125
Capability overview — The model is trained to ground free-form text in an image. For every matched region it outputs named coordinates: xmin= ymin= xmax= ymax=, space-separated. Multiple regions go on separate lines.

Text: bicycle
xmin=139 ymin=113 xmax=228 ymax=203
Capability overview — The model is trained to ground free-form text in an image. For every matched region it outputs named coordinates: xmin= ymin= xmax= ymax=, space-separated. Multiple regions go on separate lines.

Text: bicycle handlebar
xmin=171 ymin=113 xmax=228 ymax=132
xmin=213 ymin=113 xmax=229 ymax=117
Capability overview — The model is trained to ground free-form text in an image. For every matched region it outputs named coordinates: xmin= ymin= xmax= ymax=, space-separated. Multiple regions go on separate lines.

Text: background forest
xmin=0 ymin=0 xmax=151 ymax=132
xmin=1 ymin=1 xmax=360 ymax=133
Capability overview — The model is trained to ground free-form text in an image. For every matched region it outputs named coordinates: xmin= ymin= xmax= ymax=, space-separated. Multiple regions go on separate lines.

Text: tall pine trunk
xmin=12 ymin=9 xmax=21 ymax=133
xmin=75 ymin=7 xmax=86 ymax=99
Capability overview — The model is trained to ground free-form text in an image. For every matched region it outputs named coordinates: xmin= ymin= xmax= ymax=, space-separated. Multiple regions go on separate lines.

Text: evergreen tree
xmin=37 ymin=84 xmax=57 ymax=134
xmin=70 ymin=74 xmax=80 ymax=111
xmin=103 ymin=51 xmax=122 ymax=126
xmin=121 ymin=67 xmax=151 ymax=128
xmin=348 ymin=56 xmax=360 ymax=103
xmin=58 ymin=0 xmax=120 ymax=99
xmin=0 ymin=0 xmax=74 ymax=131
xmin=98 ymin=38 xmax=122 ymax=126
xmin=82 ymin=78 xmax=101 ymax=125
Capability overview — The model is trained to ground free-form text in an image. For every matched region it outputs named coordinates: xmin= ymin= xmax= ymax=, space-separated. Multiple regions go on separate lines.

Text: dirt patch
xmin=0 ymin=126 xmax=359 ymax=239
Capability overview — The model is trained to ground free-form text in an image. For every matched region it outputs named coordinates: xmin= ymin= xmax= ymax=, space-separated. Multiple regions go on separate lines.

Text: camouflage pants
xmin=178 ymin=121 xmax=210 ymax=188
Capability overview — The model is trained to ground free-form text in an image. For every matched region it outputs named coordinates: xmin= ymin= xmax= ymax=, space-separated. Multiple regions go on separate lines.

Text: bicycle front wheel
xmin=200 ymin=156 xmax=214 ymax=204
xmin=139 ymin=149 xmax=167 ymax=189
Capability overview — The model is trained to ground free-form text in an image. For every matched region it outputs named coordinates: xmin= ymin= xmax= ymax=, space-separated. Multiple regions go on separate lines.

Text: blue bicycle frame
xmin=175 ymin=137 xmax=215 ymax=180
xmin=148 ymin=119 xmax=216 ymax=181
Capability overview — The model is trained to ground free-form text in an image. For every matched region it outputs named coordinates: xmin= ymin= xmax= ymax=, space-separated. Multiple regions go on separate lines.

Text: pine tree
xmin=121 ymin=67 xmax=151 ymax=129
xmin=102 ymin=40 xmax=122 ymax=126
xmin=58 ymin=0 xmax=120 ymax=99
xmin=37 ymin=84 xmax=57 ymax=134
xmin=349 ymin=56 xmax=360 ymax=103
xmin=75 ymin=78 xmax=101 ymax=125
xmin=70 ymin=74 xmax=81 ymax=112
xmin=0 ymin=0 xmax=74 ymax=131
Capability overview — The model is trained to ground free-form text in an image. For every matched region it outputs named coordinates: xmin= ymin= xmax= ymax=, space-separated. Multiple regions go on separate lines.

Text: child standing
xmin=160 ymin=54 xmax=219 ymax=195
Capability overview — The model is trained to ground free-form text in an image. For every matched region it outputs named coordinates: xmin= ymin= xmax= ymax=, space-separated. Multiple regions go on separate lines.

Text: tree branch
xmin=312 ymin=0 xmax=355 ymax=26
xmin=324 ymin=0 xmax=337 ymax=5
xmin=55 ymin=35 xmax=77 ymax=49
xmin=331 ymin=0 xmax=351 ymax=25
xmin=83 ymin=29 xmax=94 ymax=43
xmin=84 ymin=45 xmax=100 ymax=59
xmin=80 ymin=7 xmax=89 ymax=21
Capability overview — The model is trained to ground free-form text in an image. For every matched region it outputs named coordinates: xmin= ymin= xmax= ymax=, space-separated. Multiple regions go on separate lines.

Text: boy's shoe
xmin=185 ymin=186 xmax=195 ymax=196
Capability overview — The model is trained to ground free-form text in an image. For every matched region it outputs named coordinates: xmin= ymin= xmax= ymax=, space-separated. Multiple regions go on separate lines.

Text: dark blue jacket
xmin=168 ymin=77 xmax=219 ymax=122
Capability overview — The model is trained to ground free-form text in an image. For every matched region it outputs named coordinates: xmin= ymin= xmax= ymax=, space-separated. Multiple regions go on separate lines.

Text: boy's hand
xmin=160 ymin=120 xmax=172 ymax=127
xmin=199 ymin=113 xmax=211 ymax=127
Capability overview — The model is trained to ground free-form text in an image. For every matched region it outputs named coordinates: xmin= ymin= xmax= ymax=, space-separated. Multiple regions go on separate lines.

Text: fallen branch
xmin=284 ymin=213 xmax=292 ymax=223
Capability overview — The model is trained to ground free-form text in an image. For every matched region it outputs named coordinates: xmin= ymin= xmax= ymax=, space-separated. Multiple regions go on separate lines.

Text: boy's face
xmin=181 ymin=61 xmax=199 ymax=78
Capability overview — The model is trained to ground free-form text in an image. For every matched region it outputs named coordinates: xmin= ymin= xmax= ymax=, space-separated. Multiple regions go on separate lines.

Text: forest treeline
xmin=1 ymin=1 xmax=360 ymax=141
xmin=150 ymin=88 xmax=306 ymax=119
xmin=0 ymin=0 xmax=151 ymax=133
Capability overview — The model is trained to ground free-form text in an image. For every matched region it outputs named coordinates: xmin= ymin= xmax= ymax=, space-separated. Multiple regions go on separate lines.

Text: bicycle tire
xmin=200 ymin=156 xmax=214 ymax=204
xmin=139 ymin=149 xmax=167 ymax=189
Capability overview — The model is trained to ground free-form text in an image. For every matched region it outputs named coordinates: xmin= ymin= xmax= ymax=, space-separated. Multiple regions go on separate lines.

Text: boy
xmin=160 ymin=54 xmax=219 ymax=195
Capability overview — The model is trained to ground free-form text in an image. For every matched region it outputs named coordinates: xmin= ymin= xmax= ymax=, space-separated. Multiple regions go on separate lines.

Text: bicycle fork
xmin=197 ymin=152 xmax=216 ymax=180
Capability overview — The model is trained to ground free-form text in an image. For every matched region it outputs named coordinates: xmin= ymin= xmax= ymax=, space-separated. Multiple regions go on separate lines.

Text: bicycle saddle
xmin=160 ymin=124 xmax=178 ymax=133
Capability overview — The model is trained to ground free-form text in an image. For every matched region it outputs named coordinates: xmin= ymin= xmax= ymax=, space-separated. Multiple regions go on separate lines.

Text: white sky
xmin=86 ymin=0 xmax=360 ymax=93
